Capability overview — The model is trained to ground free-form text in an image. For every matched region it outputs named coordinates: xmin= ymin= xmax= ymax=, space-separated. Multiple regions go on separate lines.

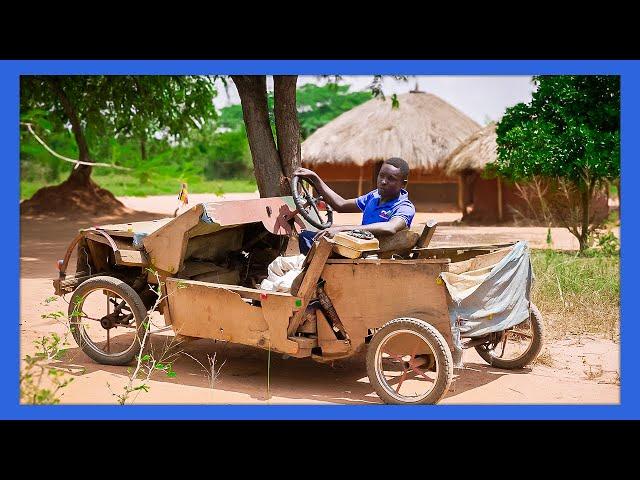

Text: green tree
xmin=20 ymin=75 xmax=218 ymax=213
xmin=218 ymin=83 xmax=371 ymax=139
xmin=296 ymin=83 xmax=372 ymax=138
xmin=492 ymin=75 xmax=620 ymax=251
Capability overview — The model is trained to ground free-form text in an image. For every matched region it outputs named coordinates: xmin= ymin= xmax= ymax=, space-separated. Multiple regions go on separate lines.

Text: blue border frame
xmin=5 ymin=60 xmax=635 ymax=419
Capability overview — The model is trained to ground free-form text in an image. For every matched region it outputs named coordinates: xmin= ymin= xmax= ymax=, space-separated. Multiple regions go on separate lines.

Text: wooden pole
xmin=457 ymin=174 xmax=464 ymax=213
xmin=497 ymin=177 xmax=503 ymax=222
xmin=358 ymin=166 xmax=364 ymax=197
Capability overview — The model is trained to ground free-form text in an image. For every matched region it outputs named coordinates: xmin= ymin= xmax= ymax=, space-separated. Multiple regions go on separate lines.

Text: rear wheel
xmin=366 ymin=318 xmax=453 ymax=405
xmin=68 ymin=276 xmax=149 ymax=366
xmin=474 ymin=304 xmax=544 ymax=370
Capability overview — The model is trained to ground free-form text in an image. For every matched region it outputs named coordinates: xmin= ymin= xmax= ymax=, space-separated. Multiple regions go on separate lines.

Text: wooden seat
xmin=374 ymin=219 xmax=438 ymax=258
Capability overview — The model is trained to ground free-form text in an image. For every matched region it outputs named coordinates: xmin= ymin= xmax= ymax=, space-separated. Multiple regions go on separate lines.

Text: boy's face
xmin=377 ymin=163 xmax=407 ymax=200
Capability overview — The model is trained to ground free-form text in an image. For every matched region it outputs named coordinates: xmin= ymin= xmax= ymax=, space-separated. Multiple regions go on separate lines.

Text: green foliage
xmin=21 ymin=75 xmax=218 ymax=148
xmin=20 ymin=80 xmax=371 ymax=198
xmin=216 ymin=83 xmax=372 ymax=139
xmin=583 ymin=231 xmax=620 ymax=257
xmin=20 ymin=332 xmax=74 ymax=404
xmin=217 ymin=104 xmax=245 ymax=131
xmin=201 ymin=128 xmax=253 ymax=179
xmin=391 ymin=93 xmax=399 ymax=109
xmin=295 ymin=83 xmax=372 ymax=138
xmin=492 ymin=75 xmax=620 ymax=185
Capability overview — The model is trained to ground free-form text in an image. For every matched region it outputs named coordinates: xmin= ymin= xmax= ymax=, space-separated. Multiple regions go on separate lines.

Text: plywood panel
xmin=95 ymin=218 xmax=173 ymax=237
xmin=321 ymin=263 xmax=453 ymax=351
xmin=165 ymin=279 xmax=300 ymax=354
xmin=143 ymin=205 xmax=204 ymax=274
xmin=287 ymin=237 xmax=333 ymax=336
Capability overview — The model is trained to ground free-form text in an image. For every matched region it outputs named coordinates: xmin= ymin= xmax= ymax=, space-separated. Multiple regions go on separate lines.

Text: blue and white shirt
xmin=355 ymin=189 xmax=415 ymax=228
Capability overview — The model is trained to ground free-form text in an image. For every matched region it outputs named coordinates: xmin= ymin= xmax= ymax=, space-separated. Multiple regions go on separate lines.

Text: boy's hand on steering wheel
xmin=293 ymin=167 xmax=318 ymax=180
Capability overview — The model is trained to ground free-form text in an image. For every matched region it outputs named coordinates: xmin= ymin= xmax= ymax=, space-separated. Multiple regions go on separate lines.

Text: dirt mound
xmin=21 ymin=178 xmax=131 ymax=217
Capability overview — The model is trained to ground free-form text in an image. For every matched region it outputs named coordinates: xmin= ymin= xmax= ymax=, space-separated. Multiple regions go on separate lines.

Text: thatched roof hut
xmin=443 ymin=122 xmax=497 ymax=176
xmin=302 ymin=91 xmax=481 ymax=170
xmin=301 ymin=91 xmax=481 ymax=210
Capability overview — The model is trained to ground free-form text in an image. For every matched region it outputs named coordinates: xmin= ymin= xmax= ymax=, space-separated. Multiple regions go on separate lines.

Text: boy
xmin=294 ymin=157 xmax=415 ymax=254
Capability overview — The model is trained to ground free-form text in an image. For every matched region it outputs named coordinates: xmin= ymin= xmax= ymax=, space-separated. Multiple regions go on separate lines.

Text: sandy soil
xmin=19 ymin=193 xmax=620 ymax=405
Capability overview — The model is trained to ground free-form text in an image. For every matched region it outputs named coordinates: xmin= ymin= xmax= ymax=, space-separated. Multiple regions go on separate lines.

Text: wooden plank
xmin=415 ymin=219 xmax=438 ymax=250
xmin=446 ymin=246 xmax=513 ymax=274
xmin=316 ymin=309 xmax=351 ymax=355
xmin=115 ymin=249 xmax=149 ymax=267
xmin=288 ymin=237 xmax=333 ymax=336
xmin=164 ymin=278 xmax=300 ymax=355
xmin=261 ymin=294 xmax=302 ymax=354
xmin=173 ymin=279 xmax=299 ymax=301
xmin=288 ymin=336 xmax=317 ymax=349
xmin=321 ymin=262 xmax=453 ymax=352
xmin=83 ymin=231 xmax=113 ymax=247
xmin=417 ymin=243 xmax=516 ymax=258
xmin=85 ymin=239 xmax=110 ymax=273
xmin=326 ymin=258 xmax=450 ymax=265
xmin=94 ymin=218 xmax=173 ymax=237
xmin=143 ymin=205 xmax=205 ymax=275
xmin=332 ymin=244 xmax=361 ymax=259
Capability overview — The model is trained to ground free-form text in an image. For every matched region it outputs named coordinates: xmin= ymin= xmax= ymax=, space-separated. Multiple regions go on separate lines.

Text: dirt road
xmin=19 ymin=195 xmax=620 ymax=405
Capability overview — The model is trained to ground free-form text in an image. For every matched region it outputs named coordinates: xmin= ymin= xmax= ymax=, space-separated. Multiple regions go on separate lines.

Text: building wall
xmin=465 ymin=175 xmax=609 ymax=224
xmin=304 ymin=163 xmax=459 ymax=211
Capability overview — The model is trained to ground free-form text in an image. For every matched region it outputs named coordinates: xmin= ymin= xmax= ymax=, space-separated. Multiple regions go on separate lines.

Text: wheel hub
xmin=100 ymin=314 xmax=117 ymax=330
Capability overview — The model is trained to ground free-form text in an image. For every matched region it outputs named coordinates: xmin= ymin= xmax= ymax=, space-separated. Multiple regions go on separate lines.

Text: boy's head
xmin=377 ymin=157 xmax=409 ymax=200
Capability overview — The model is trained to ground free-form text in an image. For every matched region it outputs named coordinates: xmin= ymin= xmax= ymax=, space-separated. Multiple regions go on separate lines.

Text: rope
xmin=21 ymin=122 xmax=131 ymax=171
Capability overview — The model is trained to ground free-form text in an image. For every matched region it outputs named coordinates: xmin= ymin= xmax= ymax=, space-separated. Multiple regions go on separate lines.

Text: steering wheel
xmin=291 ymin=175 xmax=333 ymax=230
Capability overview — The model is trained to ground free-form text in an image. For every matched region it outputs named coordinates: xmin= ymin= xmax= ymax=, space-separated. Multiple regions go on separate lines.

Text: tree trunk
xmin=140 ymin=137 xmax=147 ymax=161
xmin=231 ymin=75 xmax=284 ymax=198
xmin=579 ymin=180 xmax=591 ymax=251
xmin=274 ymin=75 xmax=301 ymax=195
xmin=46 ymin=77 xmax=92 ymax=186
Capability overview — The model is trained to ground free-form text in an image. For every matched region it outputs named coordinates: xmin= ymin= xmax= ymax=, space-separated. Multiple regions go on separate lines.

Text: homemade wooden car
xmin=53 ymin=187 xmax=542 ymax=404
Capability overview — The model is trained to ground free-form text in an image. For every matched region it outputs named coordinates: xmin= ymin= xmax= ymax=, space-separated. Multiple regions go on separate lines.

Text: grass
xmin=20 ymin=173 xmax=257 ymax=200
xmin=530 ymin=249 xmax=619 ymax=341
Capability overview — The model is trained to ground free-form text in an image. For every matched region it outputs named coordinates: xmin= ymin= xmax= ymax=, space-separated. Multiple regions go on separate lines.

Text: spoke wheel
xmin=366 ymin=318 xmax=453 ymax=405
xmin=68 ymin=276 xmax=149 ymax=366
xmin=474 ymin=304 xmax=544 ymax=370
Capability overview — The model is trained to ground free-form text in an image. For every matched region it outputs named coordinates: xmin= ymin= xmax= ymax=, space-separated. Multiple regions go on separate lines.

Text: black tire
xmin=68 ymin=276 xmax=149 ymax=366
xmin=366 ymin=318 xmax=453 ymax=405
xmin=475 ymin=303 xmax=544 ymax=370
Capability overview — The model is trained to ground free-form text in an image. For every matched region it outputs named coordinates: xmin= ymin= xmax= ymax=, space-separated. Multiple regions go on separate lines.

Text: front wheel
xmin=474 ymin=303 xmax=544 ymax=370
xmin=366 ymin=318 xmax=453 ymax=405
xmin=68 ymin=276 xmax=149 ymax=366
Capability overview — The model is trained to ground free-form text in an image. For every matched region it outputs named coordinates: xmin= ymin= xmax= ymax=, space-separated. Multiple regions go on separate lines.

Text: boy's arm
xmin=294 ymin=167 xmax=360 ymax=213
xmin=317 ymin=217 xmax=407 ymax=239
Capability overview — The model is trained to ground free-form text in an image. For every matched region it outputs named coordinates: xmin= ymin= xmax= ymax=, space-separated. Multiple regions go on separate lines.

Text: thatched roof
xmin=301 ymin=91 xmax=481 ymax=170
xmin=443 ymin=122 xmax=497 ymax=175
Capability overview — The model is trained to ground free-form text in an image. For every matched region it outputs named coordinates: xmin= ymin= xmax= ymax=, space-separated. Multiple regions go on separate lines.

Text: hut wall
xmin=305 ymin=163 xmax=459 ymax=210
xmin=465 ymin=177 xmax=610 ymax=224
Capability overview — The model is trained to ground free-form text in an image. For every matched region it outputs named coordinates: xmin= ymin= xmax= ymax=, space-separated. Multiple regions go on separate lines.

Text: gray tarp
xmin=440 ymin=241 xmax=533 ymax=367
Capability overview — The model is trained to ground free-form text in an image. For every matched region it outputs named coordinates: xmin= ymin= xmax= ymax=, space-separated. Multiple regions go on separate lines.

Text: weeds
xmin=531 ymin=249 xmax=619 ymax=340
xmin=107 ymin=271 xmax=188 ymax=405
xmin=20 ymin=320 xmax=74 ymax=404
